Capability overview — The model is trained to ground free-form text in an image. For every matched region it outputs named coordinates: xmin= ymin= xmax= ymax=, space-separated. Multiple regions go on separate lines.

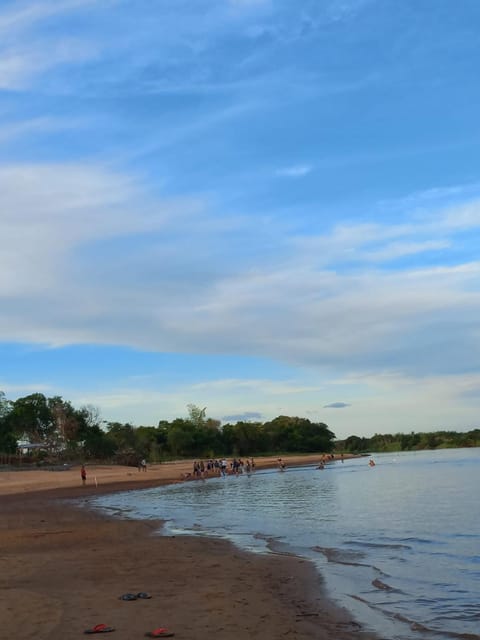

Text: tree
xmin=262 ymin=416 xmax=335 ymax=453
xmin=8 ymin=393 xmax=55 ymax=442
xmin=0 ymin=391 xmax=16 ymax=453
xmin=82 ymin=424 xmax=116 ymax=459
xmin=72 ymin=406 xmax=114 ymax=459
xmin=105 ymin=422 xmax=137 ymax=451
xmin=296 ymin=420 xmax=336 ymax=452
xmin=187 ymin=404 xmax=207 ymax=428
xmin=0 ymin=391 xmax=12 ymax=419
xmin=48 ymin=397 xmax=80 ymax=451
xmin=167 ymin=418 xmax=197 ymax=456
xmin=222 ymin=421 xmax=264 ymax=455
xmin=135 ymin=426 xmax=160 ymax=458
xmin=344 ymin=434 xmax=368 ymax=453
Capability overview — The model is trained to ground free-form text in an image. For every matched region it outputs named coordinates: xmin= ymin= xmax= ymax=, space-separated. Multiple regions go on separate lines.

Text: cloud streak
xmin=276 ymin=164 xmax=313 ymax=178
xmin=2 ymin=160 xmax=480 ymax=384
xmin=324 ymin=402 xmax=351 ymax=408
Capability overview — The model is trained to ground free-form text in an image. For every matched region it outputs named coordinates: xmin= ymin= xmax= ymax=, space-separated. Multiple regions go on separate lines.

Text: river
xmin=87 ymin=448 xmax=480 ymax=640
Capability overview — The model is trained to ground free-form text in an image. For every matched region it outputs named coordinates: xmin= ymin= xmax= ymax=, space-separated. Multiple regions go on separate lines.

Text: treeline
xmin=0 ymin=392 xmax=336 ymax=463
xmin=338 ymin=429 xmax=480 ymax=453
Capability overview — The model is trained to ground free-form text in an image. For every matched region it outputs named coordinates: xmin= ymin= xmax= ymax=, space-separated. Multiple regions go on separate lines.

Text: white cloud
xmin=0 ymin=381 xmax=52 ymax=394
xmin=0 ymin=0 xmax=98 ymax=35
xmin=0 ymin=40 xmax=100 ymax=89
xmin=363 ymin=239 xmax=450 ymax=262
xmin=438 ymin=200 xmax=480 ymax=231
xmin=62 ymin=369 xmax=480 ymax=432
xmin=0 ymin=117 xmax=86 ymax=142
xmin=0 ymin=162 xmax=201 ymax=300
xmin=0 ymin=1 xmax=108 ymax=88
xmin=276 ymin=164 xmax=313 ymax=178
xmin=3 ymin=161 xmax=480 ymax=388
xmin=68 ymin=376 xmax=327 ymax=425
xmin=190 ymin=378 xmax=323 ymax=395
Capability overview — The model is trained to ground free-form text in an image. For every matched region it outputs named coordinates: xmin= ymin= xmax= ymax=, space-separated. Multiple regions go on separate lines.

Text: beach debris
xmin=137 ymin=592 xmax=152 ymax=599
xmin=84 ymin=624 xmax=115 ymax=634
xmin=119 ymin=593 xmax=138 ymax=601
xmin=145 ymin=628 xmax=175 ymax=637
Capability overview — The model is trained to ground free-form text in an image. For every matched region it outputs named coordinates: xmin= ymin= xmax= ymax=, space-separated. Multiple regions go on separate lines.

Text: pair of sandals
xmin=85 ymin=593 xmax=174 ymax=637
xmin=119 ymin=592 xmax=152 ymax=601
xmin=85 ymin=625 xmax=173 ymax=637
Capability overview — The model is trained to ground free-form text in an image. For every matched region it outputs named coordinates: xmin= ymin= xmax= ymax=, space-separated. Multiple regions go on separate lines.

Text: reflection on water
xmin=89 ymin=448 xmax=480 ymax=640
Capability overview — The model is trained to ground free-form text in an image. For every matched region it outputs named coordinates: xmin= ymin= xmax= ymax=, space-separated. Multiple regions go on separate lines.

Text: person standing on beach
xmin=81 ymin=464 xmax=86 ymax=486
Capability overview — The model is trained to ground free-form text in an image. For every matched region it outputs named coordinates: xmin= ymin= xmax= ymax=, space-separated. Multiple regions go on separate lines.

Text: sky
xmin=2 ymin=0 xmax=480 ymax=438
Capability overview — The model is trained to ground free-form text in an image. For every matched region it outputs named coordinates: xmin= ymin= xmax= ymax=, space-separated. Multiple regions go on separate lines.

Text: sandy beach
xmin=1 ymin=454 xmax=377 ymax=640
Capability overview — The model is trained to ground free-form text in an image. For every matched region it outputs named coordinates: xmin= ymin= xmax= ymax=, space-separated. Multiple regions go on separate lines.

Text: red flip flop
xmin=84 ymin=624 xmax=115 ymax=634
xmin=145 ymin=628 xmax=175 ymax=638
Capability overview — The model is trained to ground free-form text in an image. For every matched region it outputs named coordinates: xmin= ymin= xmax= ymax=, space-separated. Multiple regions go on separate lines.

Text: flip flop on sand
xmin=145 ymin=628 xmax=175 ymax=637
xmin=84 ymin=624 xmax=115 ymax=634
xmin=119 ymin=593 xmax=138 ymax=601
xmin=137 ymin=592 xmax=152 ymax=599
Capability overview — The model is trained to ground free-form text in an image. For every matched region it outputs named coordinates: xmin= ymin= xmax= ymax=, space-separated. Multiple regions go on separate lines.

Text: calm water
xmin=87 ymin=449 xmax=480 ymax=640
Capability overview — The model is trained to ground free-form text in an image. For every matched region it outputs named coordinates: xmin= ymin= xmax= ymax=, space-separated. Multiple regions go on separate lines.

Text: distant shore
xmin=0 ymin=453 xmax=378 ymax=640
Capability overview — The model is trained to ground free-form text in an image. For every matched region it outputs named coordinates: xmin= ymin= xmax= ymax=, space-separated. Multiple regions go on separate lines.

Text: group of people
xmin=317 ymin=452 xmax=339 ymax=470
xmin=183 ymin=457 xmax=256 ymax=480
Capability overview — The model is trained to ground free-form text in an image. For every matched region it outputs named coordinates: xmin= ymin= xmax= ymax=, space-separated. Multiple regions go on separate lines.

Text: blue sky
xmin=2 ymin=0 xmax=480 ymax=437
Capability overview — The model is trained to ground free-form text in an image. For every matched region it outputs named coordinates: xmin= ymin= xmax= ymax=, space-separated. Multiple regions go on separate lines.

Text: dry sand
xmin=0 ymin=454 xmax=377 ymax=640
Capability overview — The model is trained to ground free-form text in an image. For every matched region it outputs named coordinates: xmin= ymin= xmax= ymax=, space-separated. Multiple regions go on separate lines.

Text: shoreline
xmin=0 ymin=454 xmax=379 ymax=640
xmin=0 ymin=453 xmax=360 ymax=497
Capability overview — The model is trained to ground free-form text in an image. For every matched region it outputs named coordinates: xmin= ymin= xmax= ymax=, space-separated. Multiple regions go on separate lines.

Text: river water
xmin=87 ymin=448 xmax=480 ymax=640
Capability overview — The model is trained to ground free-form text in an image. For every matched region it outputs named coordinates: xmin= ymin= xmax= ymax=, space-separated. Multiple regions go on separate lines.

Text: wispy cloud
xmin=3 ymin=160 xmax=480 ymax=384
xmin=0 ymin=380 xmax=52 ymax=394
xmin=0 ymin=0 xmax=102 ymax=35
xmin=324 ymin=402 xmax=351 ymax=408
xmin=363 ymin=239 xmax=450 ymax=262
xmin=0 ymin=117 xmax=87 ymax=142
xmin=0 ymin=39 xmax=100 ymax=90
xmin=0 ymin=0 xmax=105 ymax=89
xmin=276 ymin=164 xmax=313 ymax=178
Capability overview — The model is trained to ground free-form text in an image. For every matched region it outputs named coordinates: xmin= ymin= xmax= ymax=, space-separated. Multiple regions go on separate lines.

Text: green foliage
xmin=339 ymin=428 xmax=480 ymax=453
xmin=222 ymin=421 xmax=264 ymax=455
xmin=0 ymin=423 xmax=17 ymax=454
xmin=2 ymin=390 xmax=479 ymax=462
xmin=0 ymin=391 xmax=12 ymax=419
xmin=8 ymin=393 xmax=55 ymax=442
xmin=167 ymin=418 xmax=197 ymax=456
xmin=166 ymin=410 xmax=222 ymax=457
xmin=0 ymin=392 xmax=16 ymax=453
xmin=262 ymin=416 xmax=335 ymax=453
xmin=82 ymin=424 xmax=116 ymax=459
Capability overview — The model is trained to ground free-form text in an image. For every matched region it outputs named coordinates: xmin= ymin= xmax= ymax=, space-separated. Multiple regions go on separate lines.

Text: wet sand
xmin=0 ymin=454 xmax=377 ymax=640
